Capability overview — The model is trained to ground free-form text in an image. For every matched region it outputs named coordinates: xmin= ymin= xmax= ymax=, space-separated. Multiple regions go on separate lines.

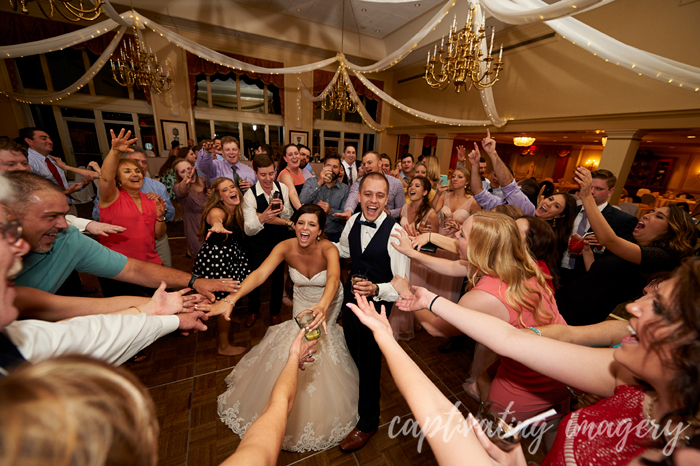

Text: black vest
xmin=0 ymin=333 xmax=25 ymax=376
xmin=246 ymin=181 xmax=289 ymax=253
xmin=344 ymin=215 xmax=396 ymax=308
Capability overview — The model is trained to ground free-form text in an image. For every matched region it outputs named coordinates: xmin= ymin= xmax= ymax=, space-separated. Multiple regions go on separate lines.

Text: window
xmin=15 ymin=55 xmax=47 ymax=90
xmin=194 ymin=73 xmax=281 ymax=115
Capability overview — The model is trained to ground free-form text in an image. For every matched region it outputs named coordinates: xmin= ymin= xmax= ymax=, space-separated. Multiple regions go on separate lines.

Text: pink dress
xmin=476 ymin=275 xmax=570 ymax=421
xmin=99 ymin=189 xmax=161 ymax=264
xmin=542 ymin=385 xmax=651 ymax=466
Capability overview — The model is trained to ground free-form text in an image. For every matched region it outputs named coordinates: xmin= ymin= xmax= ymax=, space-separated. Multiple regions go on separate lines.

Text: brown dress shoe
xmin=271 ymin=314 xmax=282 ymax=325
xmin=339 ymin=428 xmax=376 ymax=452
xmin=244 ymin=314 xmax=257 ymax=328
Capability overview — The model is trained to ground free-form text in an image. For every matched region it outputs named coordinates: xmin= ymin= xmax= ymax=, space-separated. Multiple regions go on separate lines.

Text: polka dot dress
xmin=193 ymin=225 xmax=251 ymax=301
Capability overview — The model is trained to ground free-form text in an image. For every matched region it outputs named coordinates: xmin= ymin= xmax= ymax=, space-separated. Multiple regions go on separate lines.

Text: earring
xmin=317 ymin=235 xmax=321 ymax=241
xmin=552 ymin=217 xmax=557 ymax=229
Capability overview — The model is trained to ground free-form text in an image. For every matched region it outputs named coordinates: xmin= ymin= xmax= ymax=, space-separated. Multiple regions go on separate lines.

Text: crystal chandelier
xmin=424 ymin=6 xmax=503 ymax=93
xmin=8 ymin=0 xmax=104 ymax=21
xmin=110 ymin=31 xmax=172 ymax=94
xmin=322 ymin=67 xmax=357 ymax=114
xmin=513 ymin=137 xmax=536 ymax=147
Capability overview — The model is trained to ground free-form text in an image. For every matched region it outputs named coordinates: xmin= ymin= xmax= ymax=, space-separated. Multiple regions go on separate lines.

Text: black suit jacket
xmin=341 ymin=160 xmax=361 ymax=186
xmin=565 ymin=203 xmax=638 ymax=279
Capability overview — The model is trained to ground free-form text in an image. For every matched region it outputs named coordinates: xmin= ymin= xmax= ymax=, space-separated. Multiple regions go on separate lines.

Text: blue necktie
xmin=358 ymin=220 xmax=376 ymax=229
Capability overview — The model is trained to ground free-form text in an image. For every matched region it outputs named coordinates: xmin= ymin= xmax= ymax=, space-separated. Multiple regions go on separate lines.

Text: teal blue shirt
xmin=15 ymin=226 xmax=128 ymax=293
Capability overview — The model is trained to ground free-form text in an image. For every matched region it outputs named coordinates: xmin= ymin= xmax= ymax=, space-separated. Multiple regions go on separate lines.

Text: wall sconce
xmin=601 ymin=137 xmax=607 ymax=147
xmin=584 ymin=158 xmax=599 ymax=171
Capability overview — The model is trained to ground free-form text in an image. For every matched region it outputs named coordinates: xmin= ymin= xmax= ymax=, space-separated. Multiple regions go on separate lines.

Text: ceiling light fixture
xmin=8 ymin=0 xmax=104 ymax=21
xmin=601 ymin=137 xmax=607 ymax=147
xmin=513 ymin=137 xmax=536 ymax=147
xmin=688 ymin=135 xmax=697 ymax=139
xmin=425 ymin=8 xmax=503 ymax=93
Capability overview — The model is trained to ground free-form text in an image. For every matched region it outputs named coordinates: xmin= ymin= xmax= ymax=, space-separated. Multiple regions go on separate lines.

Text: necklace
xmin=643 ymin=395 xmax=658 ymax=429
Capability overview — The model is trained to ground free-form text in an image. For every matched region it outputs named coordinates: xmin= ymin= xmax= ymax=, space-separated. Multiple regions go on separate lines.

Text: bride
xmin=205 ymin=203 xmax=359 ymax=452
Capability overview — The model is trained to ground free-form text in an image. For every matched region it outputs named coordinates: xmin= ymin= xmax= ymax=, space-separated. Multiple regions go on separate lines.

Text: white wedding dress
xmin=217 ymin=267 xmax=360 ymax=452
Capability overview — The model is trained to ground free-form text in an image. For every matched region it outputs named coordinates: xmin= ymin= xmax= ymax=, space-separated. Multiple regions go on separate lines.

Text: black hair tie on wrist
xmin=429 ymin=295 xmax=440 ymax=313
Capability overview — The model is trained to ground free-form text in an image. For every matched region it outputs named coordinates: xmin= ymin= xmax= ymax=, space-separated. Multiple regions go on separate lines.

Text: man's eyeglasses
xmin=0 ymin=220 xmax=23 ymax=244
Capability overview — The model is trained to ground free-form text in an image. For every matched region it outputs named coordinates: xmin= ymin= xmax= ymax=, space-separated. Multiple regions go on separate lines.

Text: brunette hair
xmin=157 ymin=154 xmax=178 ymax=177
xmin=0 ymin=356 xmax=158 ymax=466
xmin=520 ymin=216 xmax=559 ymax=289
xmin=172 ymin=157 xmax=196 ymax=183
xmin=199 ymin=177 xmax=244 ymax=239
xmin=493 ymin=204 xmax=524 ymax=220
xmin=358 ymin=171 xmax=389 ymax=195
xmin=176 ymin=146 xmax=193 ymax=160
xmin=291 ymin=203 xmax=327 ymax=235
xmin=407 ymin=176 xmax=433 ymax=230
xmin=591 ymin=169 xmax=617 ymax=189
xmin=465 ymin=211 xmax=556 ymax=326
xmin=544 ymin=192 xmax=578 ymax=265
xmin=220 ymin=136 xmax=239 ymax=149
xmin=252 ymin=154 xmax=274 ymax=173
xmin=275 ymin=143 xmax=298 ymax=177
xmin=115 ymin=158 xmax=143 ymax=187
xmin=648 ymin=205 xmax=698 ymax=259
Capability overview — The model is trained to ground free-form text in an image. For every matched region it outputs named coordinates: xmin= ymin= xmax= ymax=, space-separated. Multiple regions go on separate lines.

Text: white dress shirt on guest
xmin=242 ymin=180 xmax=294 ymax=236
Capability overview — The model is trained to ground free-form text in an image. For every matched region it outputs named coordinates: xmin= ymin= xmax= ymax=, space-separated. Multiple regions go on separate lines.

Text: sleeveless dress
xmin=176 ymin=177 xmax=209 ymax=259
xmin=280 ymin=168 xmax=306 ymax=196
xmin=99 ymin=188 xmax=161 ymax=264
xmin=388 ymin=205 xmax=437 ymax=340
xmin=542 ymin=385 xmax=652 ymax=466
xmin=193 ymin=222 xmax=250 ymax=301
xmin=476 ymin=275 xmax=571 ymax=421
xmin=218 ymin=267 xmax=360 ymax=452
xmin=436 ymin=192 xmax=476 ymax=303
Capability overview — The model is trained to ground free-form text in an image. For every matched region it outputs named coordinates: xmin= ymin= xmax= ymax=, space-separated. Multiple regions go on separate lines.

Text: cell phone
xmin=440 ymin=174 xmax=448 ymax=186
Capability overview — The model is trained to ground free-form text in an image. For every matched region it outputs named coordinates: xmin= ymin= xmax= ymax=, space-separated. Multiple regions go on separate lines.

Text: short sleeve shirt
xmin=15 ymin=226 xmax=128 ymax=293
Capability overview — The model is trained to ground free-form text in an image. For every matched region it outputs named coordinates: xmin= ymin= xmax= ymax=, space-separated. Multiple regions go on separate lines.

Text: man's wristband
xmin=188 ymin=273 xmax=200 ymax=289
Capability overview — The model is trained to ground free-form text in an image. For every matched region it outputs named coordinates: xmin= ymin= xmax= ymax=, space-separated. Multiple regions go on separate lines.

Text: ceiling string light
xmin=425 ymin=5 xmax=504 ymax=93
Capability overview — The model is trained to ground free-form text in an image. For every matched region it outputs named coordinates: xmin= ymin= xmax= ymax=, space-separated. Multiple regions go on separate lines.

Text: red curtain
xmin=186 ymin=51 xmax=285 ymax=115
xmin=423 ymin=135 xmax=438 ymax=148
xmin=312 ymin=69 xmax=384 ymax=123
xmin=552 ymin=153 xmax=571 ymax=181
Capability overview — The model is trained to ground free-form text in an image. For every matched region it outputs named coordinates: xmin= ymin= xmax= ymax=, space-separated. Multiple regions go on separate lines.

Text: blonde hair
xmin=465 ymin=211 xmax=556 ymax=326
xmin=422 ymin=155 xmax=441 ymax=186
xmin=449 ymin=166 xmax=473 ymax=197
xmin=0 ymin=356 xmax=158 ymax=466
xmin=199 ymin=177 xmax=244 ymax=239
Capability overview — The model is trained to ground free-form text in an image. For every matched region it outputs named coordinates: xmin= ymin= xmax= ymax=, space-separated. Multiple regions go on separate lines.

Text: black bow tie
xmin=358 ymin=220 xmax=377 ymax=229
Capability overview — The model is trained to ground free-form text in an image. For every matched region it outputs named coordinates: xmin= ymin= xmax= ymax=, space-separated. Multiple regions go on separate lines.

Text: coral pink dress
xmin=475 ymin=275 xmax=570 ymax=421
xmin=99 ymin=189 xmax=161 ymax=264
xmin=436 ymin=192 xmax=476 ymax=302
xmin=542 ymin=385 xmax=652 ymax=466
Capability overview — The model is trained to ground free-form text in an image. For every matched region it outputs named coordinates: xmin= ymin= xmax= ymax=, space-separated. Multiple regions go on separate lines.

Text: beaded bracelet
xmin=223 ymin=298 xmax=235 ymax=307
xmin=528 ymin=326 xmax=541 ymax=336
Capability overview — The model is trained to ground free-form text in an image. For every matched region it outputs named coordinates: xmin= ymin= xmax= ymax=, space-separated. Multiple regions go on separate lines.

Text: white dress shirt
xmin=4 ymin=314 xmax=179 ymax=367
xmin=336 ymin=211 xmax=410 ymax=302
xmin=242 ymin=180 xmax=294 ymax=236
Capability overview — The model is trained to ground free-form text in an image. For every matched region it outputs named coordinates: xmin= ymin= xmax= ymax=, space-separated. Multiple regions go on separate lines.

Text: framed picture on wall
xmin=161 ymin=120 xmax=189 ymax=154
xmin=289 ymin=130 xmax=308 ymax=147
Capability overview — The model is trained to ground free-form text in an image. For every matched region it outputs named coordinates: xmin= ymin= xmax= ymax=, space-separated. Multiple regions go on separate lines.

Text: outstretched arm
xmin=204 ymin=240 xmax=289 ymax=319
xmin=278 ymin=172 xmax=302 ymax=210
xmin=396 ymin=287 xmax=621 ymax=398
xmin=346 ymin=295 xmax=496 ymax=466
xmin=391 ymin=232 xmax=468 ymax=277
xmin=481 ymin=130 xmax=513 ymax=187
xmin=220 ymin=330 xmax=317 ymax=466
xmin=575 ymin=167 xmax=643 ymax=264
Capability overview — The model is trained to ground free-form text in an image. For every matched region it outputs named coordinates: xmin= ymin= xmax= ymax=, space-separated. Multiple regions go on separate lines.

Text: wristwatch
xmin=373 ymin=284 xmax=379 ymax=297
xmin=188 ymin=273 xmax=200 ymax=289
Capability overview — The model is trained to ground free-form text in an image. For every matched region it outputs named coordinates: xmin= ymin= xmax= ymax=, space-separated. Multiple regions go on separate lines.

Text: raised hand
xmin=481 ymin=129 xmax=496 ymax=157
xmin=63 ymin=183 xmax=84 ymax=196
xmin=346 ymin=293 xmax=392 ymax=337
xmin=205 ymin=222 xmax=233 ymax=240
xmin=202 ymin=141 xmax=215 ymax=153
xmin=411 ymin=232 xmax=431 ymax=250
xmin=467 ymin=143 xmax=481 ymax=166
xmin=49 ymin=155 xmax=69 ymax=171
xmin=193 ymin=278 xmax=241 ymax=303
xmin=456 ymin=144 xmax=466 ymax=162
xmin=390 ymin=230 xmax=418 ymax=257
xmin=574 ymin=167 xmax=593 ymax=198
xmin=110 ymin=128 xmax=138 ymax=153
xmin=87 ymin=160 xmax=102 ymax=175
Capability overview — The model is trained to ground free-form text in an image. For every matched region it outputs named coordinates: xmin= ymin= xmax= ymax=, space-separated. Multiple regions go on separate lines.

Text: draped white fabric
xmin=341 ymin=68 xmax=386 ymax=131
xmin=0 ymin=13 xmax=131 ymax=58
xmin=138 ymin=13 xmax=339 ymax=75
xmin=480 ymin=0 xmax=612 ymax=24
xmin=298 ymin=68 xmax=343 ymax=103
xmin=345 ymin=0 xmax=455 ymax=73
xmin=349 ymin=64 xmax=500 ymax=126
xmin=1 ymin=27 xmax=126 ymax=104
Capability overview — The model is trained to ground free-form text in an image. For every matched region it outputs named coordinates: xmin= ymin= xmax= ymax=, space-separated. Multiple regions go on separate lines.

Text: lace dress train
xmin=217 ymin=267 xmax=359 ymax=452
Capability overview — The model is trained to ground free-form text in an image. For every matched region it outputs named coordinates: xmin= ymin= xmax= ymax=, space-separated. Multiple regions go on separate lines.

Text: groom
xmin=336 ymin=171 xmax=410 ymax=452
